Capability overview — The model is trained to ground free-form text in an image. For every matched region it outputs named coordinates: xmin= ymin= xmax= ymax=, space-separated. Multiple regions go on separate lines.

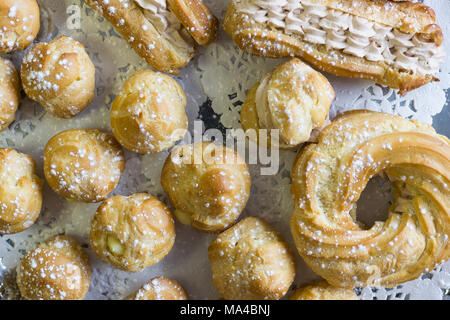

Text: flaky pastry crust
xmin=0 ymin=149 xmax=43 ymax=235
xmin=126 ymin=276 xmax=188 ymax=300
xmin=290 ymin=110 xmax=450 ymax=288
xmin=21 ymin=35 xmax=96 ymax=118
xmin=111 ymin=70 xmax=188 ymax=154
xmin=16 ymin=235 xmax=91 ymax=300
xmin=290 ymin=281 xmax=358 ymax=300
xmin=0 ymin=0 xmax=40 ymax=53
xmin=223 ymin=0 xmax=445 ymax=94
xmin=208 ymin=217 xmax=296 ymax=300
xmin=84 ymin=0 xmax=218 ymax=74
xmin=241 ymin=58 xmax=334 ymax=149
xmin=90 ymin=194 xmax=175 ymax=272
xmin=0 ymin=58 xmax=20 ymax=132
xmin=43 ymin=129 xmax=125 ymax=203
xmin=161 ymin=142 xmax=251 ymax=233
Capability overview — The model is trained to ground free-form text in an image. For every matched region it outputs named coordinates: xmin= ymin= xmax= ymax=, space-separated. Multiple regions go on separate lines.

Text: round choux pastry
xmin=241 ymin=58 xmax=335 ymax=149
xmin=126 ymin=277 xmax=188 ymax=300
xmin=0 ymin=148 xmax=43 ymax=234
xmin=43 ymin=129 xmax=125 ymax=203
xmin=111 ymin=70 xmax=188 ymax=154
xmin=0 ymin=0 xmax=40 ymax=53
xmin=16 ymin=235 xmax=91 ymax=300
xmin=290 ymin=281 xmax=358 ymax=300
xmin=208 ymin=217 xmax=296 ymax=300
xmin=90 ymin=194 xmax=176 ymax=272
xmin=21 ymin=35 xmax=95 ymax=118
xmin=0 ymin=58 xmax=20 ymax=132
xmin=161 ymin=142 xmax=251 ymax=233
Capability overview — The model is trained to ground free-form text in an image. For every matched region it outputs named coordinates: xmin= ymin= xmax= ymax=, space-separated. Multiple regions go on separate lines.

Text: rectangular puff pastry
xmin=84 ymin=0 xmax=218 ymax=74
xmin=223 ymin=0 xmax=445 ymax=94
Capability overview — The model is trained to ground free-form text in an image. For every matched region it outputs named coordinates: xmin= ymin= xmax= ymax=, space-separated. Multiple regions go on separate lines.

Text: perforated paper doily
xmin=0 ymin=0 xmax=449 ymax=300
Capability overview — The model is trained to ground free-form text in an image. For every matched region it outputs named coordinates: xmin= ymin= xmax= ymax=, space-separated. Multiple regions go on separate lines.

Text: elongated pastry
xmin=241 ymin=58 xmax=334 ymax=149
xmin=290 ymin=110 xmax=450 ymax=288
xmin=223 ymin=0 xmax=445 ymax=94
xmin=84 ymin=0 xmax=218 ymax=74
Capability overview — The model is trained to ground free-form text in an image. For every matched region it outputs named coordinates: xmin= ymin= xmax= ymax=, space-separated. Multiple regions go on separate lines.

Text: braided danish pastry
xmin=290 ymin=110 xmax=450 ymax=288
xmin=223 ymin=0 xmax=445 ymax=94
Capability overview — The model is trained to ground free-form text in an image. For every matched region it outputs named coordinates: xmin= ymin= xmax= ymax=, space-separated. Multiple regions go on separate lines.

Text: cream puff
xmin=111 ymin=70 xmax=188 ymax=154
xmin=290 ymin=281 xmax=358 ymax=300
xmin=241 ymin=58 xmax=334 ymax=149
xmin=208 ymin=217 xmax=296 ymax=300
xmin=16 ymin=235 xmax=91 ymax=300
xmin=126 ymin=276 xmax=188 ymax=300
xmin=21 ymin=35 xmax=95 ymax=118
xmin=0 ymin=148 xmax=43 ymax=235
xmin=90 ymin=194 xmax=176 ymax=272
xmin=0 ymin=58 xmax=20 ymax=132
xmin=0 ymin=0 xmax=40 ymax=53
xmin=161 ymin=142 xmax=251 ymax=233
xmin=43 ymin=129 xmax=125 ymax=203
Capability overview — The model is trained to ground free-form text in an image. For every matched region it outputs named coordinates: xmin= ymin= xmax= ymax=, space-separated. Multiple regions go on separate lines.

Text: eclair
xmin=84 ymin=0 xmax=218 ymax=74
xmin=223 ymin=0 xmax=445 ymax=94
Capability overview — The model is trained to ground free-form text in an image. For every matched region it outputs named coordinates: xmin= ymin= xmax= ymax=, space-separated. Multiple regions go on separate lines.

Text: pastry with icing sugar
xmin=0 ymin=148 xmax=43 ymax=235
xmin=43 ymin=129 xmax=125 ymax=203
xmin=90 ymin=194 xmax=176 ymax=272
xmin=223 ymin=0 xmax=445 ymax=94
xmin=111 ymin=69 xmax=188 ymax=154
xmin=290 ymin=110 xmax=450 ymax=288
xmin=126 ymin=276 xmax=188 ymax=300
xmin=241 ymin=58 xmax=334 ymax=149
xmin=290 ymin=281 xmax=358 ymax=300
xmin=0 ymin=0 xmax=40 ymax=53
xmin=84 ymin=0 xmax=218 ymax=74
xmin=0 ymin=58 xmax=20 ymax=132
xmin=161 ymin=142 xmax=251 ymax=233
xmin=21 ymin=35 xmax=96 ymax=119
xmin=208 ymin=217 xmax=296 ymax=300
xmin=16 ymin=235 xmax=91 ymax=300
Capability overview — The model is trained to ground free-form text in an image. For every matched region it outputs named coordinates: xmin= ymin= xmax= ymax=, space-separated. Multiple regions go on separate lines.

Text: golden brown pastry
xmin=290 ymin=110 xmax=450 ymax=289
xmin=209 ymin=217 xmax=296 ymax=300
xmin=126 ymin=276 xmax=188 ymax=300
xmin=43 ymin=129 xmax=125 ymax=203
xmin=290 ymin=281 xmax=358 ymax=300
xmin=0 ymin=58 xmax=20 ymax=132
xmin=0 ymin=0 xmax=40 ymax=53
xmin=223 ymin=0 xmax=445 ymax=94
xmin=161 ymin=142 xmax=251 ymax=233
xmin=241 ymin=58 xmax=334 ymax=149
xmin=16 ymin=235 xmax=91 ymax=300
xmin=90 ymin=194 xmax=176 ymax=272
xmin=84 ymin=0 xmax=218 ymax=74
xmin=0 ymin=148 xmax=43 ymax=235
xmin=111 ymin=70 xmax=188 ymax=154
xmin=21 ymin=35 xmax=95 ymax=118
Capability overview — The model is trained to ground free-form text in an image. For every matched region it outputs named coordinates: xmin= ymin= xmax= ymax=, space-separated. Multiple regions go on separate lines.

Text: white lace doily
xmin=0 ymin=0 xmax=449 ymax=300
